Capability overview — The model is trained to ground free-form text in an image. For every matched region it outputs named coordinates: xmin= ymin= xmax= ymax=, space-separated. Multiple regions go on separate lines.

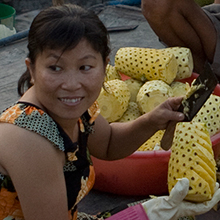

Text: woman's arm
xmin=88 ymin=97 xmax=184 ymax=160
xmin=0 ymin=123 xmax=69 ymax=220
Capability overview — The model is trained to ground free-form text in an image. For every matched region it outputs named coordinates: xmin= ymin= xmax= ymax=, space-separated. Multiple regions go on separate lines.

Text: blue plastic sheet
xmin=107 ymin=0 xmax=141 ymax=6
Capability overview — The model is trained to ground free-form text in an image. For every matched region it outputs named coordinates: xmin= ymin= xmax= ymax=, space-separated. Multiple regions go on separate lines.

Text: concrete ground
xmin=0 ymin=2 xmax=220 ymax=219
xmin=0 ymin=0 xmax=104 ymax=14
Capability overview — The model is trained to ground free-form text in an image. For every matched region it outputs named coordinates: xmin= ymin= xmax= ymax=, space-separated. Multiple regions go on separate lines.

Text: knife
xmin=178 ymin=61 xmax=218 ymax=122
xmin=161 ymin=61 xmax=218 ymax=150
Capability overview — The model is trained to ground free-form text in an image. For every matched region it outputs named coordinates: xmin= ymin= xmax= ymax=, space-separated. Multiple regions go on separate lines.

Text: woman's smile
xmin=59 ymin=97 xmax=83 ymax=106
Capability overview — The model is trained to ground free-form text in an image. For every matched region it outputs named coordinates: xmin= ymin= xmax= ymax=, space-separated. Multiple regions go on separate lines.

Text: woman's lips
xmin=59 ymin=97 xmax=82 ymax=105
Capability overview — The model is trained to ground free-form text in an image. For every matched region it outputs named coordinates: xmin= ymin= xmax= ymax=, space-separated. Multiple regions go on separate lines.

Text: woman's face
xmin=26 ymin=39 xmax=107 ymax=123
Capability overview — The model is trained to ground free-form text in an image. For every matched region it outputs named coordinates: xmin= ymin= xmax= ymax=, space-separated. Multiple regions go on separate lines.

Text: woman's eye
xmin=80 ymin=65 xmax=91 ymax=71
xmin=49 ymin=65 xmax=62 ymax=72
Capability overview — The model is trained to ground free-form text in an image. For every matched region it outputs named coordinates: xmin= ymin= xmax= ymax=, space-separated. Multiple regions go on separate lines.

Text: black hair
xmin=18 ymin=4 xmax=111 ymax=96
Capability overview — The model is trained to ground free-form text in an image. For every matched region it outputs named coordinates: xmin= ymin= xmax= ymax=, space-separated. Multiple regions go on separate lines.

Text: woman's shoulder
xmin=0 ymin=104 xmax=65 ymax=175
xmin=0 ymin=102 xmax=44 ymax=123
xmin=0 ymin=102 xmax=65 ymax=151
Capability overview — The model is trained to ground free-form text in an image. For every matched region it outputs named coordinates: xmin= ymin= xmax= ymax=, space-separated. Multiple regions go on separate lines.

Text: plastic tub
xmin=92 ymin=73 xmax=220 ymax=196
xmin=0 ymin=3 xmax=16 ymax=30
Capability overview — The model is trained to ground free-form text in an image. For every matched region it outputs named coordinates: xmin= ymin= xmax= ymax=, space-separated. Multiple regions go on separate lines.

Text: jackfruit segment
xmin=162 ymin=47 xmax=193 ymax=80
xmin=124 ymin=78 xmax=143 ymax=102
xmin=192 ymin=94 xmax=220 ymax=136
xmin=136 ymin=80 xmax=173 ymax=113
xmin=137 ymin=130 xmax=164 ymax=151
xmin=168 ymin=122 xmax=216 ymax=203
xmin=170 ymin=81 xmax=190 ymax=97
xmin=104 ymin=64 xmax=121 ymax=81
xmin=118 ymin=102 xmax=141 ymax=122
xmin=97 ymin=79 xmax=130 ymax=123
xmin=114 ymin=47 xmax=177 ymax=84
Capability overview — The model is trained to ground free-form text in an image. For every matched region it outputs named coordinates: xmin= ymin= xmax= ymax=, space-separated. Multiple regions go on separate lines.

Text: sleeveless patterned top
xmin=0 ymin=101 xmax=100 ymax=220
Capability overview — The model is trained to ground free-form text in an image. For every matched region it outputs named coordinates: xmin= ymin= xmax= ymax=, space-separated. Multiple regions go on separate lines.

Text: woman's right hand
xmin=146 ymin=96 xmax=185 ymax=132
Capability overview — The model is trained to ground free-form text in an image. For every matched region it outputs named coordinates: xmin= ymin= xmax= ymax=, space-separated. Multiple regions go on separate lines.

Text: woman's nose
xmin=60 ymin=71 xmax=82 ymax=90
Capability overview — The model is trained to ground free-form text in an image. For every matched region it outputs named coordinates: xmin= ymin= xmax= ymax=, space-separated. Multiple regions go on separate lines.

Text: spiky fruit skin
xmin=192 ymin=94 xmax=220 ymax=136
xmin=97 ymin=79 xmax=130 ymax=123
xmin=170 ymin=81 xmax=190 ymax=97
xmin=104 ymin=64 xmax=121 ymax=81
xmin=136 ymin=80 xmax=173 ymax=114
xmin=137 ymin=130 xmax=164 ymax=151
xmin=168 ymin=122 xmax=216 ymax=203
xmin=162 ymin=47 xmax=193 ymax=80
xmin=114 ymin=47 xmax=177 ymax=84
xmin=124 ymin=78 xmax=143 ymax=102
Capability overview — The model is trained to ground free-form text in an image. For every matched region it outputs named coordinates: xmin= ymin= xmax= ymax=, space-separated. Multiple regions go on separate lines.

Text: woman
xmin=0 ymin=3 xmax=219 ymax=220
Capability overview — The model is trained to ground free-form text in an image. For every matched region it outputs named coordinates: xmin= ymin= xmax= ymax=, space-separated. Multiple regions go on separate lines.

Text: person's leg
xmin=141 ymin=0 xmax=217 ymax=74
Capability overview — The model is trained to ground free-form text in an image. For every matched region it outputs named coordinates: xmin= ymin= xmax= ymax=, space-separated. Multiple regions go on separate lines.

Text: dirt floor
xmin=0 ymin=2 xmax=220 ymax=219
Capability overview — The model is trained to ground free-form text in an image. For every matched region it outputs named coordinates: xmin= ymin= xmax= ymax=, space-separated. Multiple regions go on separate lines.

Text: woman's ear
xmin=25 ymin=58 xmax=35 ymax=84
xmin=105 ymin=57 xmax=110 ymax=69
xmin=103 ymin=57 xmax=110 ymax=76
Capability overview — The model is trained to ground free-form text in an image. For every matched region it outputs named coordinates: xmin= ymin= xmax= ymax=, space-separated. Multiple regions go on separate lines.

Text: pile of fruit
xmin=97 ymin=46 xmax=220 ymax=151
xmin=96 ymin=46 xmax=220 ymax=200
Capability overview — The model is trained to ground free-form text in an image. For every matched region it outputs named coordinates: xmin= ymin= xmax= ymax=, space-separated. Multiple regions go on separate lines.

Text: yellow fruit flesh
xmin=124 ymin=78 xmax=143 ymax=102
xmin=192 ymin=94 xmax=220 ymax=136
xmin=162 ymin=47 xmax=193 ymax=80
xmin=115 ymin=47 xmax=177 ymax=84
xmin=97 ymin=79 xmax=130 ymax=122
xmin=105 ymin=64 xmax=121 ymax=81
xmin=118 ymin=102 xmax=141 ymax=122
xmin=137 ymin=130 xmax=164 ymax=151
xmin=137 ymin=80 xmax=173 ymax=113
xmin=168 ymin=122 xmax=216 ymax=202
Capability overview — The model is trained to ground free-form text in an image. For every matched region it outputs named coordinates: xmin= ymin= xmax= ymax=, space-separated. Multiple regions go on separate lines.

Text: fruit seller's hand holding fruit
xmin=141 ymin=178 xmax=220 ymax=220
